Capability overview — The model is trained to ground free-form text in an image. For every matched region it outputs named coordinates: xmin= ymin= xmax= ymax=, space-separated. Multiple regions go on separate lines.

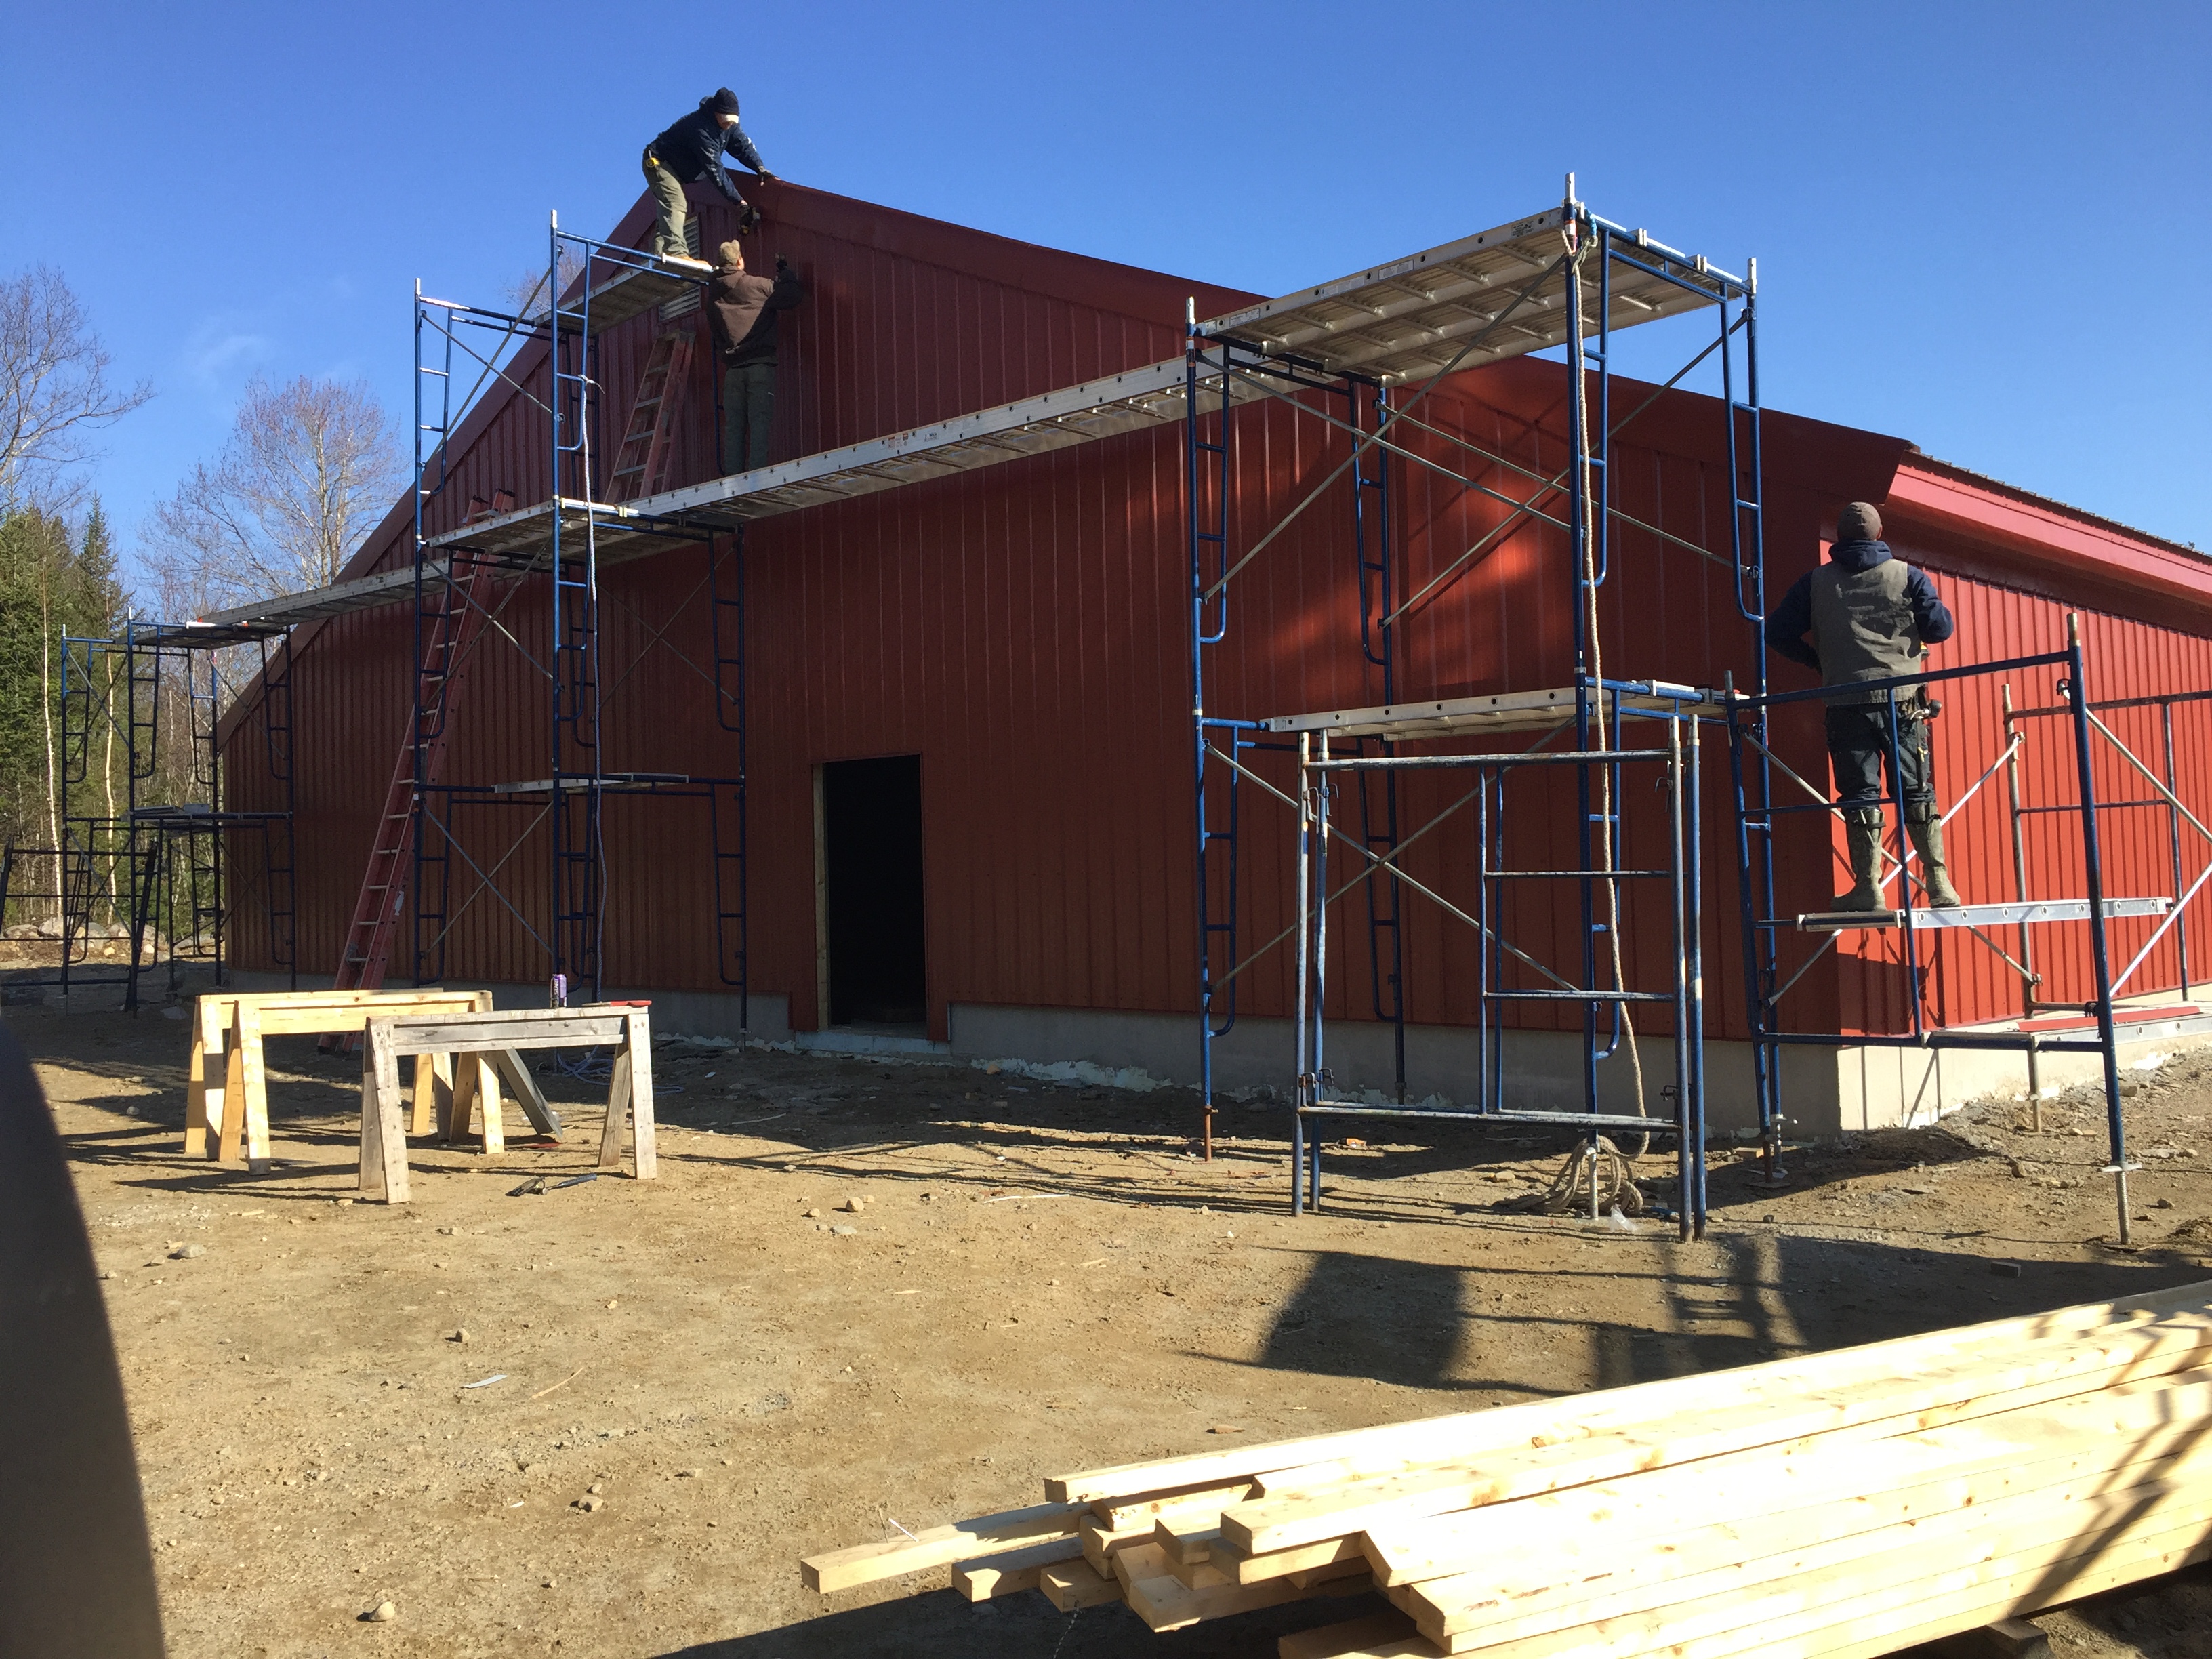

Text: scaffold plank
xmin=1258 ymin=685 xmax=1706 ymax=741
xmin=482 ymin=773 xmax=692 ymax=795
xmin=193 ymin=560 xmax=456 ymax=634
xmin=532 ymin=259 xmax=705 ymax=336
xmin=425 ymin=353 xmax=1213 ymax=565
xmin=259 ymin=207 xmax=1750 ymax=619
xmin=1199 ymin=207 xmax=1736 ymax=384
xmin=1791 ymin=897 xmax=2172 ymax=932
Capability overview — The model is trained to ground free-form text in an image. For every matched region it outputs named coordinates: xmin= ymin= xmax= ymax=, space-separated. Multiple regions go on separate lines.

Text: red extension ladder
xmin=325 ymin=557 xmax=491 ymax=1006
xmin=606 ymin=329 xmax=696 ymax=503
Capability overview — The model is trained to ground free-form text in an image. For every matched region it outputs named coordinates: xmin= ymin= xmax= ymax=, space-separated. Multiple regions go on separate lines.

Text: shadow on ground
xmin=658 ymin=1589 xmax=1389 ymax=1658
xmin=1191 ymin=1231 xmax=2212 ymax=1397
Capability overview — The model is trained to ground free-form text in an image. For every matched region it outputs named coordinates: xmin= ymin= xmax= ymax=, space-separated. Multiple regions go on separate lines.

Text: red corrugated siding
xmin=222 ymin=192 xmax=2212 ymax=1054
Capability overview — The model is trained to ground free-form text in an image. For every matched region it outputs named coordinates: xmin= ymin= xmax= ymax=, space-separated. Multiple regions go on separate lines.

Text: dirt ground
xmin=12 ymin=997 xmax=2212 ymax=1659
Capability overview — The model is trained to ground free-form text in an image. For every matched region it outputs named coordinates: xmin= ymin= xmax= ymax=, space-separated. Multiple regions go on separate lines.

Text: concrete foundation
xmin=182 ymin=973 xmax=2212 ymax=1141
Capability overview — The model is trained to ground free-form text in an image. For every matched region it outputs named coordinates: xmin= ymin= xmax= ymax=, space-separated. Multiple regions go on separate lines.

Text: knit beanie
xmin=1836 ymin=501 xmax=1882 ymax=543
xmin=705 ymin=87 xmax=741 ymax=116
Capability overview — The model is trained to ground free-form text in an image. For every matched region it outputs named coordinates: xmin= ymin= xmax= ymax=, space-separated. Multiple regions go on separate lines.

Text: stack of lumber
xmin=800 ymin=1280 xmax=2212 ymax=1657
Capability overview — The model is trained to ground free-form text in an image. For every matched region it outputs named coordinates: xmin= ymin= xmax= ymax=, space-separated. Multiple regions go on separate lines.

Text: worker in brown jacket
xmin=708 ymin=242 xmax=804 ymax=475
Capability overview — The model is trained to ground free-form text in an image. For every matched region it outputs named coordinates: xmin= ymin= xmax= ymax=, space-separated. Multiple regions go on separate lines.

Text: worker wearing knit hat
xmin=641 ymin=88 xmax=781 ymax=266
xmin=707 ymin=241 xmax=805 ymax=476
xmin=1765 ymin=502 xmax=1965 ymax=912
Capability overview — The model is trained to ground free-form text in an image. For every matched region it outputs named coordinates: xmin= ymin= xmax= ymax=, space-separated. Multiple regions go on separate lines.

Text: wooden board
xmin=948 ymin=1535 xmax=1084 ymax=1601
xmin=359 ymin=1021 xmax=411 ymax=1204
xmin=1215 ymin=1534 xmax=1372 ymax=1587
xmin=409 ymin=1052 xmax=452 ymax=1137
xmin=489 ymin=1048 xmax=560 ymax=1136
xmin=252 ymin=995 xmax=483 ymax=1037
xmin=1081 ymin=1515 xmax=1158 ymax=1576
xmin=373 ymin=1014 xmax=630 ymax=1053
xmin=1127 ymin=1563 xmax=1363 ymax=1634
xmin=1372 ymin=1364 xmax=2212 ymax=1595
xmin=800 ymin=1500 xmax=1087 ymax=1594
xmin=1092 ymin=1477 xmax=1258 ymax=1532
xmin=1044 ymin=1284 xmax=2212 ymax=1504
xmin=1220 ymin=1313 xmax=2212 ymax=1556
xmin=1154 ymin=1517 xmax=1221 ymax=1566
xmin=1039 ymin=1559 xmax=1121 ymax=1612
xmin=800 ymin=1282 xmax=2212 ymax=1652
xmin=1449 ymin=1502 xmax=2212 ymax=1659
xmin=1793 ymin=1541 xmax=2212 ymax=1659
xmin=182 ymin=1007 xmax=216 ymax=1157
xmin=1402 ymin=1434 xmax=2212 ymax=1650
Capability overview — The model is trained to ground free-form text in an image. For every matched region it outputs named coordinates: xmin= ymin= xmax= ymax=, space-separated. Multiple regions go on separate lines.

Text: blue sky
xmin=2 ymin=0 xmax=2205 ymax=574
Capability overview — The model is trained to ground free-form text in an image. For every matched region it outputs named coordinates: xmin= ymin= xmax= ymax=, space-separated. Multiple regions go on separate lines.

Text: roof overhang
xmin=1884 ymin=457 xmax=2212 ymax=626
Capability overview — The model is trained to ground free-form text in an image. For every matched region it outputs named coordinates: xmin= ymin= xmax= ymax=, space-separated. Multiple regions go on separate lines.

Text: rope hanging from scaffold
xmin=1561 ymin=214 xmax=1652 ymax=1178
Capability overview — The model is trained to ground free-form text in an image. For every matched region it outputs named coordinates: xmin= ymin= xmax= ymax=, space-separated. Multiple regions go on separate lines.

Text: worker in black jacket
xmin=709 ymin=242 xmax=804 ymax=474
xmin=1767 ymin=501 xmax=1963 ymax=910
xmin=643 ymin=88 xmax=778 ymax=265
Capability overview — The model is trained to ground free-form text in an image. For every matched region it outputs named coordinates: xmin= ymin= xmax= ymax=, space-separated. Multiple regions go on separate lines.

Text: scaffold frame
xmin=1185 ymin=178 xmax=1763 ymax=1224
xmin=392 ymin=221 xmax=750 ymax=1014
xmin=0 ymin=619 xmax=298 ymax=1010
xmin=1725 ymin=619 xmax=2162 ymax=1243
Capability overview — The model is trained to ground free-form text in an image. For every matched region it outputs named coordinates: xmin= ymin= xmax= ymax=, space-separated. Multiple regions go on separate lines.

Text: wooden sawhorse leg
xmin=409 ymin=1053 xmax=451 ymax=1137
xmin=216 ymin=1002 xmax=271 ymax=1171
xmin=598 ymin=1010 xmax=657 ymax=1178
xmin=359 ymin=1022 xmax=411 ymax=1203
xmin=441 ymin=1054 xmax=504 ymax=1151
xmin=182 ymin=1000 xmax=222 ymax=1158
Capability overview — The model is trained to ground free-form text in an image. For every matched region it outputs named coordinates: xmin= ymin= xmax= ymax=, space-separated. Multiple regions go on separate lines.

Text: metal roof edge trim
xmin=1899 ymin=453 xmax=2205 ymax=567
xmin=1885 ymin=459 xmax=2212 ymax=611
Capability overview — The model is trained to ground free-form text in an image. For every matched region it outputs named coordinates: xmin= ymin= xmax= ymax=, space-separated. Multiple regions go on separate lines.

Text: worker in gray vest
xmin=1767 ymin=501 xmax=1962 ymax=910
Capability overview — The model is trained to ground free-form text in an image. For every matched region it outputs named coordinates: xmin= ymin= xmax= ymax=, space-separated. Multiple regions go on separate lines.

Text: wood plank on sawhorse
xmin=359 ymin=1002 xmax=655 ymax=1203
xmin=185 ymin=988 xmax=507 ymax=1172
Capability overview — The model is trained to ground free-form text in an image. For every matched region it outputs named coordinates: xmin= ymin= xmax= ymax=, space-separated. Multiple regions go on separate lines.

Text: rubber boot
xmin=1908 ymin=815 xmax=1963 ymax=907
xmin=1831 ymin=812 xmax=1885 ymax=912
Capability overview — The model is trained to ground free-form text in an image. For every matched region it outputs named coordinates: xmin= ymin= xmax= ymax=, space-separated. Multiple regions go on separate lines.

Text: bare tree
xmin=499 ymin=245 xmax=588 ymax=318
xmin=144 ymin=374 xmax=403 ymax=609
xmin=0 ymin=267 xmax=152 ymax=508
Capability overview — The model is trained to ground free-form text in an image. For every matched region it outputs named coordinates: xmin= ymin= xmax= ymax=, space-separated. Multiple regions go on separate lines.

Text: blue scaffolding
xmin=1729 ymin=617 xmax=2186 ymax=1246
xmin=1185 ymin=182 xmax=1763 ymax=1234
xmin=399 ymin=222 xmax=747 ymax=1012
xmin=0 ymin=617 xmax=297 ymax=1009
xmin=1716 ymin=623 xmax=2167 ymax=1247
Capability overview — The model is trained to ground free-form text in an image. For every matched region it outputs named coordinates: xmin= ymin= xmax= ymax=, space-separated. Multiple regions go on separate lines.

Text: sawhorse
xmin=359 ymin=1002 xmax=654 ymax=1202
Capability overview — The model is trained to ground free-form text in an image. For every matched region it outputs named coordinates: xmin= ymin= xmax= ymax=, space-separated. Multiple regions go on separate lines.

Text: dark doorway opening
xmin=820 ymin=755 xmax=926 ymax=1027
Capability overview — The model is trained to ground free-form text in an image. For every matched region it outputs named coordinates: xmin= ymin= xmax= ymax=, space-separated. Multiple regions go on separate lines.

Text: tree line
xmin=1 ymin=264 xmax=401 ymax=937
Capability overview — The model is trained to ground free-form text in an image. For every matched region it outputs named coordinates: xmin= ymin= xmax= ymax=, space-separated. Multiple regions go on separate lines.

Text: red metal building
xmin=217 ymin=181 xmax=2212 ymax=1134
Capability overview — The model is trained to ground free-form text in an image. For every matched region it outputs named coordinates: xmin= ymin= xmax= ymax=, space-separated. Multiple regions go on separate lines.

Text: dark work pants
xmin=1826 ymin=702 xmax=1936 ymax=821
xmin=722 ymin=360 xmax=777 ymax=475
